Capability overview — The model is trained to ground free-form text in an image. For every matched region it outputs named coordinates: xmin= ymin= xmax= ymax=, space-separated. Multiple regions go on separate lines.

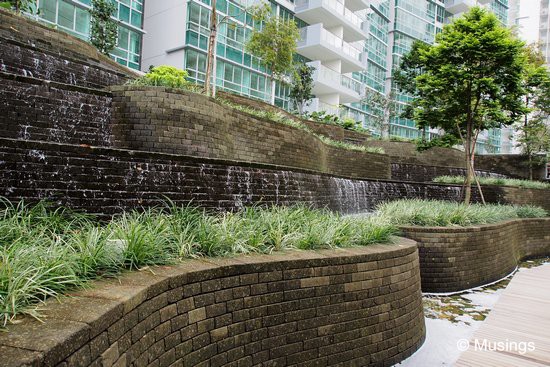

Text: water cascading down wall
xmin=2 ymin=9 xmax=550 ymax=367
xmin=2 ymin=8 xmax=545 ymax=214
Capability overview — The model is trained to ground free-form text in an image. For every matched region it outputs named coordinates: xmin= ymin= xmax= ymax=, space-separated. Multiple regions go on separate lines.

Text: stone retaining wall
xmin=0 ymin=73 xmax=113 ymax=146
xmin=390 ymin=163 xmax=505 ymax=183
xmin=0 ymin=137 xmax=486 ymax=216
xmin=3 ymin=138 xmax=548 ymax=216
xmin=0 ymin=8 xmax=135 ymax=86
xmin=368 ymin=140 xmax=547 ymax=181
xmin=110 ymin=86 xmax=390 ymax=180
xmin=0 ymin=240 xmax=426 ymax=367
xmin=400 ymin=218 xmax=550 ymax=293
xmin=217 ymin=91 xmax=370 ymax=145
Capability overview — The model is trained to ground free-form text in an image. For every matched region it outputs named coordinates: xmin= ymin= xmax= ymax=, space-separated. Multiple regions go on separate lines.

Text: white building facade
xmin=141 ymin=0 xmax=511 ymax=152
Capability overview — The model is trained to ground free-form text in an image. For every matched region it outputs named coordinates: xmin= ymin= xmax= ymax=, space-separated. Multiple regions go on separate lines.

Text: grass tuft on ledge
xmin=0 ymin=201 xmax=396 ymax=326
xmin=377 ymin=199 xmax=548 ymax=227
xmin=216 ymin=97 xmax=385 ymax=155
xmin=433 ymin=175 xmax=550 ymax=190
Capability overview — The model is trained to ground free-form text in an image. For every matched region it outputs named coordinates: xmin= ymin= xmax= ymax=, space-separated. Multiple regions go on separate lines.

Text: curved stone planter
xmin=400 ymin=218 xmax=550 ymax=293
xmin=1 ymin=239 xmax=425 ymax=367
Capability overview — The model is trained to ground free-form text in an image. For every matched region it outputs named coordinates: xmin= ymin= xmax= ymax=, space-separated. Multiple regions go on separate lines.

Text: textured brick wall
xmin=390 ymin=163 xmax=506 ymax=182
xmin=0 ymin=74 xmax=113 ymax=146
xmin=2 ymin=137 xmax=548 ymax=217
xmin=2 ymin=138 xmax=547 ymax=216
xmin=110 ymin=86 xmax=390 ymax=180
xmin=0 ymin=8 xmax=135 ymax=85
xmin=366 ymin=141 xmax=466 ymax=168
xmin=368 ymin=140 xmax=541 ymax=181
xmin=400 ymin=218 xmax=550 ymax=293
xmin=0 ymin=37 xmax=128 ymax=89
xmin=476 ymin=154 xmax=547 ymax=180
xmin=218 ymin=91 xmax=370 ymax=145
xmin=0 ymin=241 xmax=426 ymax=367
xmin=0 ymin=138 xmax=465 ymax=216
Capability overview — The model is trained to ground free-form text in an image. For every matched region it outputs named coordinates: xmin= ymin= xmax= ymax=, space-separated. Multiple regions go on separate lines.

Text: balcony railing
xmin=298 ymin=24 xmax=366 ymax=72
xmin=313 ymin=63 xmax=362 ymax=95
xmin=295 ymin=0 xmax=363 ymax=29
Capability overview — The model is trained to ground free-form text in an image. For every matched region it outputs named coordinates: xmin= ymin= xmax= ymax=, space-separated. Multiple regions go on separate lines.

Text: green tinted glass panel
xmin=199 ymin=35 xmax=207 ymax=50
xmin=75 ymin=7 xmax=90 ymax=34
xmin=119 ymin=4 xmax=130 ymax=22
xmin=58 ymin=1 xmax=74 ymax=29
xmin=130 ymin=31 xmax=140 ymax=53
xmin=39 ymin=0 xmax=57 ymax=22
xmin=131 ymin=10 xmax=142 ymax=27
xmin=187 ymin=31 xmax=199 ymax=47
xmin=118 ymin=26 xmax=129 ymax=49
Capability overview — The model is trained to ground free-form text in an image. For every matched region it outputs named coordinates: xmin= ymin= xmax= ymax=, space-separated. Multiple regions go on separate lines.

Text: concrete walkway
xmin=456 ymin=264 xmax=550 ymax=366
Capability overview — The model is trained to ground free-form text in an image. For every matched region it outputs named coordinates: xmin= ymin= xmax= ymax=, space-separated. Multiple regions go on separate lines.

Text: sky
xmin=516 ymin=0 xmax=541 ymax=44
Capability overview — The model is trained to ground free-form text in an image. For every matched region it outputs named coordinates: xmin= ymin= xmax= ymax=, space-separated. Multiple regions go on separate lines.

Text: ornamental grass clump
xmin=433 ymin=175 xmax=550 ymax=190
xmin=0 ymin=200 xmax=396 ymax=325
xmin=216 ymin=97 xmax=385 ymax=155
xmin=376 ymin=199 xmax=547 ymax=227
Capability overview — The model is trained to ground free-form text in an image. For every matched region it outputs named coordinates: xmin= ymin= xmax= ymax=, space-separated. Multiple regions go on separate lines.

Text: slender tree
xmin=396 ymin=7 xmax=527 ymax=204
xmin=289 ymin=63 xmax=315 ymax=116
xmin=246 ymin=2 xmax=299 ymax=104
xmin=515 ymin=44 xmax=550 ymax=179
xmin=362 ymin=89 xmax=397 ymax=139
xmin=204 ymin=0 xmax=218 ymax=97
xmin=89 ymin=0 xmax=117 ymax=56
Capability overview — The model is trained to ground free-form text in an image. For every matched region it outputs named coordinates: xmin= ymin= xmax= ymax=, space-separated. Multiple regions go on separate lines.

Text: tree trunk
xmin=525 ymin=97 xmax=534 ymax=180
xmin=471 ymin=154 xmax=486 ymax=205
xmin=204 ymin=0 xmax=217 ymax=96
xmin=382 ymin=101 xmax=390 ymax=139
xmin=270 ymin=78 xmax=276 ymax=105
xmin=296 ymin=101 xmax=303 ymax=116
xmin=464 ymin=123 xmax=474 ymax=204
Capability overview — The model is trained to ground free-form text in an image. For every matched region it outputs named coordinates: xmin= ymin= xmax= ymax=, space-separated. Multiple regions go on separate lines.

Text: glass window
xmin=130 ymin=31 xmax=140 ymax=54
xmin=39 ymin=0 xmax=57 ymax=22
xmin=119 ymin=4 xmax=130 ymax=23
xmin=118 ymin=26 xmax=129 ymax=50
xmin=58 ymin=1 xmax=75 ymax=29
xmin=130 ymin=10 xmax=141 ymax=27
xmin=75 ymin=6 xmax=90 ymax=34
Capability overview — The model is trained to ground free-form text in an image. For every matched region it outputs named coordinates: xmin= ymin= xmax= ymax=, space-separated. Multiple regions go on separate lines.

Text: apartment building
xmin=30 ymin=0 xmax=145 ymax=70
xmin=541 ymin=0 xmax=550 ymax=64
xmin=139 ymin=0 xmax=510 ymax=152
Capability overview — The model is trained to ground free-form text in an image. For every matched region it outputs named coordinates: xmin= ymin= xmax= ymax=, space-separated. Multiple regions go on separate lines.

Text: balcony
xmin=346 ymin=0 xmax=371 ymax=12
xmin=307 ymin=61 xmax=362 ymax=103
xmin=297 ymin=24 xmax=367 ymax=73
xmin=445 ymin=0 xmax=476 ymax=14
xmin=295 ymin=0 xmax=368 ymax=42
xmin=305 ymin=98 xmax=340 ymax=116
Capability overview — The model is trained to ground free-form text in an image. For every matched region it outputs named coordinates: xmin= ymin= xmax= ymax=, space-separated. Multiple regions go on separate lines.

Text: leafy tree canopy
xmin=395 ymin=7 xmax=528 ymax=203
xmin=245 ymin=2 xmax=299 ymax=79
xmin=89 ymin=0 xmax=117 ymax=56
xmin=514 ymin=44 xmax=550 ymax=178
xmin=289 ymin=63 xmax=315 ymax=116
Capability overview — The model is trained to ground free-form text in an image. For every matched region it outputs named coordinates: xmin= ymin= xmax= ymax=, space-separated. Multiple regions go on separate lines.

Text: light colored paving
xmin=455 ymin=264 xmax=550 ymax=366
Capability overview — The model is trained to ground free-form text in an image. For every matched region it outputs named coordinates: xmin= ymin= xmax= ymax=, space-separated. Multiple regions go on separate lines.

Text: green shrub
xmin=130 ymin=65 xmax=192 ymax=89
xmin=416 ymin=134 xmax=460 ymax=151
xmin=304 ymin=111 xmax=367 ymax=133
xmin=433 ymin=176 xmax=550 ymax=190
